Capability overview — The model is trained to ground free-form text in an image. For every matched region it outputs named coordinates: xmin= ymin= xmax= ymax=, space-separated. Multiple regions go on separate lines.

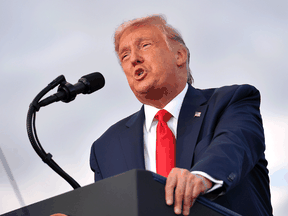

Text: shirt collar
xmin=144 ymin=83 xmax=189 ymax=132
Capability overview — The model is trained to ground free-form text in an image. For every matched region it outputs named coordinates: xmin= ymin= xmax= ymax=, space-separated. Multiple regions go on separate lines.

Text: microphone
xmin=39 ymin=72 xmax=105 ymax=107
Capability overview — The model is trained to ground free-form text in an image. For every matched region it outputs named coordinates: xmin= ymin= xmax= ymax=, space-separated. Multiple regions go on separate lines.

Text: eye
xmin=121 ymin=53 xmax=129 ymax=60
xmin=142 ymin=43 xmax=151 ymax=48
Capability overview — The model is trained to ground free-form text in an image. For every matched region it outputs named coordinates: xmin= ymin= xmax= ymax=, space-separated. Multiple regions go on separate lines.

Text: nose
xmin=131 ymin=50 xmax=144 ymax=67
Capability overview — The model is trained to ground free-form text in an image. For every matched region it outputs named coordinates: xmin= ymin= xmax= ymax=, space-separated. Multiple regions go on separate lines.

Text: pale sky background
xmin=0 ymin=0 xmax=287 ymax=215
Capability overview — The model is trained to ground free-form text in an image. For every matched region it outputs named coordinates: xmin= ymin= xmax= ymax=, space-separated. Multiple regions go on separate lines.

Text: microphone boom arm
xmin=26 ymin=74 xmax=81 ymax=189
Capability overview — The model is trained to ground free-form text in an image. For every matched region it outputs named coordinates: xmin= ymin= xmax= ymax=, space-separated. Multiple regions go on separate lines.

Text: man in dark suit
xmin=90 ymin=15 xmax=272 ymax=215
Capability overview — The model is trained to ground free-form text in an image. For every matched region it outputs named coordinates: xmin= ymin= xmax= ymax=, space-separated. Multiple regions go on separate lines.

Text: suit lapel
xmin=176 ymin=85 xmax=208 ymax=170
xmin=116 ymin=85 xmax=208 ymax=172
xmin=118 ymin=106 xmax=146 ymax=171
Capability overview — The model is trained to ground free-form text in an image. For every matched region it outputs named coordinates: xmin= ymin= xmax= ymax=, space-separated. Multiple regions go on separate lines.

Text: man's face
xmin=118 ymin=25 xmax=185 ymax=104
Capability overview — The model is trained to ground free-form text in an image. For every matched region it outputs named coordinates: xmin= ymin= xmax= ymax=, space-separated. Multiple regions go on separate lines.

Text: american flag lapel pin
xmin=194 ymin=111 xmax=201 ymax=117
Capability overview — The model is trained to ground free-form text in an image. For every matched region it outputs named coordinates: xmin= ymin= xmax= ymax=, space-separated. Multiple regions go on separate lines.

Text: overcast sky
xmin=0 ymin=0 xmax=287 ymax=215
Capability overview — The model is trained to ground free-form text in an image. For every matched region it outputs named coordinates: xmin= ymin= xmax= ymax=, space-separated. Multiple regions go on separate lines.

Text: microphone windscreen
xmin=79 ymin=72 xmax=105 ymax=94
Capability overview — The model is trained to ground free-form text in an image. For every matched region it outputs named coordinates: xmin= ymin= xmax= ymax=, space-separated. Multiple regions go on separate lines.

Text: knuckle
xmin=165 ymin=184 xmax=174 ymax=191
xmin=170 ymin=167 xmax=180 ymax=174
xmin=184 ymin=194 xmax=191 ymax=201
xmin=182 ymin=169 xmax=190 ymax=175
xmin=171 ymin=167 xmax=178 ymax=172
xmin=183 ymin=204 xmax=190 ymax=210
xmin=175 ymin=188 xmax=185 ymax=197
xmin=188 ymin=173 xmax=195 ymax=181
xmin=183 ymin=199 xmax=191 ymax=207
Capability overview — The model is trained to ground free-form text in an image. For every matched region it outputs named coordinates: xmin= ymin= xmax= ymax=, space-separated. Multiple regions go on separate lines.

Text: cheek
xmin=122 ymin=64 xmax=133 ymax=78
xmin=156 ymin=51 xmax=175 ymax=69
xmin=124 ymin=73 xmax=135 ymax=89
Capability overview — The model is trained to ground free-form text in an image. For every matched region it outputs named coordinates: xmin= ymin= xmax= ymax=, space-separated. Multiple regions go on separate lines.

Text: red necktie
xmin=155 ymin=109 xmax=176 ymax=177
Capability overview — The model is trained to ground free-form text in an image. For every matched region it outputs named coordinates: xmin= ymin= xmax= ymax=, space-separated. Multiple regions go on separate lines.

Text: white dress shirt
xmin=143 ymin=83 xmax=223 ymax=193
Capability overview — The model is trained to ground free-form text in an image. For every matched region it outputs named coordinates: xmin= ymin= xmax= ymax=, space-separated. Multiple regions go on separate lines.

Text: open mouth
xmin=134 ymin=68 xmax=147 ymax=81
xmin=135 ymin=68 xmax=144 ymax=76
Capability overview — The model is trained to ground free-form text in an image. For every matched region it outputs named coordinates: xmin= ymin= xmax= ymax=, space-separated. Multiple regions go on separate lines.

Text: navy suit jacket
xmin=90 ymin=84 xmax=272 ymax=216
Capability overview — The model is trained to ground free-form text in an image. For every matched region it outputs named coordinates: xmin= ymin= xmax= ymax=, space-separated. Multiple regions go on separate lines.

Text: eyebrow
xmin=119 ymin=47 xmax=130 ymax=56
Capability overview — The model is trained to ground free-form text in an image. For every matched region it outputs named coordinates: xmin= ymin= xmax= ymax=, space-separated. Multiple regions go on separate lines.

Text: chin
xmin=133 ymin=83 xmax=152 ymax=95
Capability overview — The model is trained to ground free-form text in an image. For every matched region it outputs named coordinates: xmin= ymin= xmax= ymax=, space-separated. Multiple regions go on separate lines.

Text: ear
xmin=175 ymin=46 xmax=187 ymax=68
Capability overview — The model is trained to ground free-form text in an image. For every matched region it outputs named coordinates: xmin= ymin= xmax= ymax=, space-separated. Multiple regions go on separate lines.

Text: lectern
xmin=2 ymin=169 xmax=241 ymax=216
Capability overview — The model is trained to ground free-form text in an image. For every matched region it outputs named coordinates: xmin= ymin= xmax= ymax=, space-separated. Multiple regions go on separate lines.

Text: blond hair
xmin=114 ymin=15 xmax=193 ymax=84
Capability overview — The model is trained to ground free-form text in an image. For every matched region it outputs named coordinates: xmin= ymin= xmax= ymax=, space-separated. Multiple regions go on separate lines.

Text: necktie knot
xmin=155 ymin=109 xmax=172 ymax=123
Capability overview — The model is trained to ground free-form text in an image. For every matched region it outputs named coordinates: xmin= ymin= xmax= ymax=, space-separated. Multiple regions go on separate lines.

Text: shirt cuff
xmin=191 ymin=171 xmax=224 ymax=194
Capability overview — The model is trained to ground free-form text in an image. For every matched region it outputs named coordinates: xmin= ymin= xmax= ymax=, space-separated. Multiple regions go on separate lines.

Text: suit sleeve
xmin=191 ymin=85 xmax=265 ymax=193
xmin=90 ymin=142 xmax=103 ymax=182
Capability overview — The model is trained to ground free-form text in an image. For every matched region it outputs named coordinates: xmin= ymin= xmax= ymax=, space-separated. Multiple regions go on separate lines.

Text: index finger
xmin=165 ymin=172 xmax=177 ymax=205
